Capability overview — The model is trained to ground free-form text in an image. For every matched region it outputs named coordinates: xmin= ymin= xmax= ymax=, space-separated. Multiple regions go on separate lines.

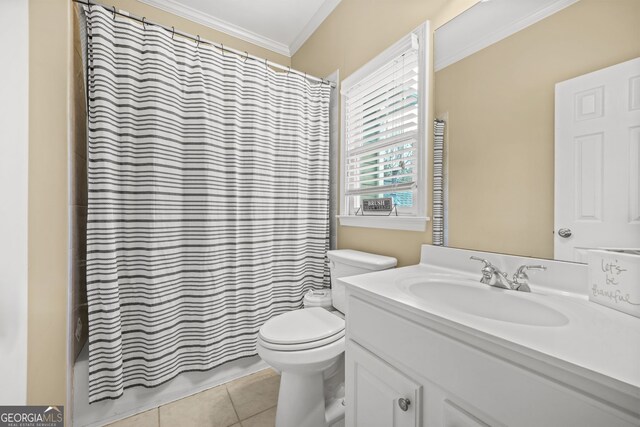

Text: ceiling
xmin=138 ymin=0 xmax=342 ymax=57
xmin=435 ymin=0 xmax=579 ymax=71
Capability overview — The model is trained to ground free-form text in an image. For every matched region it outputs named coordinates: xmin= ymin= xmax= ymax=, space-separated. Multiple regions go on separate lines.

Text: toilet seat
xmin=258 ymin=307 xmax=345 ymax=351
xmin=259 ymin=329 xmax=345 ymax=351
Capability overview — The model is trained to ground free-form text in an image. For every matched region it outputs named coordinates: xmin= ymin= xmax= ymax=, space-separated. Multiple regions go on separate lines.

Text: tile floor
xmin=106 ymin=369 xmax=280 ymax=427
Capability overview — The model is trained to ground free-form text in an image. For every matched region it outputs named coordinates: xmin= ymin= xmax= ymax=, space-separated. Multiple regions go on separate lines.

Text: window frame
xmin=338 ymin=21 xmax=430 ymax=232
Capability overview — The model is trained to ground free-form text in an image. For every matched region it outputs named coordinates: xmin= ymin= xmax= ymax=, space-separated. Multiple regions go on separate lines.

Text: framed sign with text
xmin=359 ymin=198 xmax=396 ymax=216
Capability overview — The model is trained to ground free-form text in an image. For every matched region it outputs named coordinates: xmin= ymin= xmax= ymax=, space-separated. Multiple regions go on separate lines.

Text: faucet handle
xmin=515 ymin=264 xmax=546 ymax=276
xmin=470 ymin=256 xmax=496 ymax=282
xmin=470 ymin=256 xmax=492 ymax=268
xmin=513 ymin=265 xmax=546 ymax=292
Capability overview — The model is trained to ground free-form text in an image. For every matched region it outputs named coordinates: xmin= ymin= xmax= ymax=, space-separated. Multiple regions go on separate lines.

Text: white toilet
xmin=257 ymin=250 xmax=397 ymax=427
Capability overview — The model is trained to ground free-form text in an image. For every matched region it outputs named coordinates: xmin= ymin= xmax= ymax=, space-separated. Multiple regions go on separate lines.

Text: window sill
xmin=338 ymin=215 xmax=430 ymax=232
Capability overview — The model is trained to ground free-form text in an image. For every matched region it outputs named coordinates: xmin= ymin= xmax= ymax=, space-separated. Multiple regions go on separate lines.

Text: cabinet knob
xmin=398 ymin=397 xmax=411 ymax=412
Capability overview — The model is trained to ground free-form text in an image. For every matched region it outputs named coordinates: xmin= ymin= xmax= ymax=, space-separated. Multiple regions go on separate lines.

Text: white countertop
xmin=341 ymin=262 xmax=640 ymax=396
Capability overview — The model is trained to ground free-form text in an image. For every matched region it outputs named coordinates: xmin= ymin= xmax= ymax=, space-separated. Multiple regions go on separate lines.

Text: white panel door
xmin=345 ymin=340 xmax=421 ymax=427
xmin=555 ymin=57 xmax=640 ymax=262
xmin=0 ymin=0 xmax=29 ymax=405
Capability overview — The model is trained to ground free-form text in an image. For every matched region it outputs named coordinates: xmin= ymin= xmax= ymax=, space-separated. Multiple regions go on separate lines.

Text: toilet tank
xmin=327 ymin=250 xmax=397 ymax=313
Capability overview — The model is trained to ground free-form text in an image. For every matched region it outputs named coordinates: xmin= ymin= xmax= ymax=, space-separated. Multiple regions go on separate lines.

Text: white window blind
xmin=343 ymin=34 xmax=420 ymax=210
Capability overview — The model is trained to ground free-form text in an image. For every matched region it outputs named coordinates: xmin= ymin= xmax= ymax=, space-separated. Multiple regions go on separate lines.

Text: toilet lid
xmin=259 ymin=307 xmax=345 ymax=346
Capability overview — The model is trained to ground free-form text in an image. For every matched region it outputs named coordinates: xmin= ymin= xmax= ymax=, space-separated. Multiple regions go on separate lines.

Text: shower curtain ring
xmin=287 ymin=66 xmax=291 ymax=76
xmin=142 ymin=17 xmax=147 ymax=29
xmin=220 ymin=44 xmax=225 ymax=56
xmin=171 ymin=26 xmax=175 ymax=39
xmin=264 ymin=59 xmax=268 ymax=69
xmin=242 ymin=51 xmax=249 ymax=63
xmin=196 ymin=35 xmax=201 ymax=47
xmin=112 ymin=6 xmax=116 ymax=19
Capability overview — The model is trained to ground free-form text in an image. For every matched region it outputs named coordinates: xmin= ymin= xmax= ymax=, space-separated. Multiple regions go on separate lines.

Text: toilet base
xmin=276 ymin=370 xmax=326 ymax=427
xmin=325 ymin=396 xmax=346 ymax=427
xmin=274 ymin=369 xmax=346 ymax=427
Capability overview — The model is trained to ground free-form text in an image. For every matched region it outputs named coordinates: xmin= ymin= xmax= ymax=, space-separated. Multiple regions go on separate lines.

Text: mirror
xmin=434 ymin=0 xmax=640 ymax=262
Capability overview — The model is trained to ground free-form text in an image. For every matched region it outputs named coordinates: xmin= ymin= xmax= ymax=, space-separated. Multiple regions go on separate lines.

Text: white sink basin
xmin=398 ymin=276 xmax=569 ymax=327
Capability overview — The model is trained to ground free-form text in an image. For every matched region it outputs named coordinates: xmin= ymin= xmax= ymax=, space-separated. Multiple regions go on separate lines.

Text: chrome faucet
xmin=470 ymin=256 xmax=546 ymax=293
xmin=470 ymin=256 xmax=513 ymax=289
xmin=512 ymin=264 xmax=547 ymax=292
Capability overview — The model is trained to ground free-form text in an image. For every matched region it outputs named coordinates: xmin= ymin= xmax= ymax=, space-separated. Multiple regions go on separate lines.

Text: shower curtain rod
xmin=73 ymin=0 xmax=336 ymax=88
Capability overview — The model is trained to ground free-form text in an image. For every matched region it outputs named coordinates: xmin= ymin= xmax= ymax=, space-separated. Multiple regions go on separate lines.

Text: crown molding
xmin=138 ymin=0 xmax=291 ymax=57
xmin=435 ymin=0 xmax=579 ymax=72
xmin=289 ymin=0 xmax=341 ymax=56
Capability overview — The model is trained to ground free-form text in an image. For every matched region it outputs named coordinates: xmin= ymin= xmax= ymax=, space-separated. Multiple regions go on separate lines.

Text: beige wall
xmin=435 ymin=0 xmax=640 ymax=259
xmin=28 ymin=0 xmax=71 ymax=407
xmin=292 ymin=0 xmax=478 ymax=266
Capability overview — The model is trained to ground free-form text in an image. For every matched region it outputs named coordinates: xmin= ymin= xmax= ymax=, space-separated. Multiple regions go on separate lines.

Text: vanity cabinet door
xmin=346 ymin=339 xmax=422 ymax=427
xmin=442 ymin=400 xmax=490 ymax=427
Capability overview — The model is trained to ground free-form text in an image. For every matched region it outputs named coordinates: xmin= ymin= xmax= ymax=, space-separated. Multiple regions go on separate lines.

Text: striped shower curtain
xmin=85 ymin=6 xmax=331 ymax=402
xmin=433 ymin=119 xmax=446 ymax=246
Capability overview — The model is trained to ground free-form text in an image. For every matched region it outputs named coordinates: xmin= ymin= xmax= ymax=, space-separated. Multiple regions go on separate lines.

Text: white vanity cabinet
xmin=346 ymin=339 xmax=422 ymax=427
xmin=345 ymin=291 xmax=640 ymax=427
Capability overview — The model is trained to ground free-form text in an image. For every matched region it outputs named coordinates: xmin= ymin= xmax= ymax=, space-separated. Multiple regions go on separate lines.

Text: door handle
xmin=558 ymin=228 xmax=572 ymax=238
